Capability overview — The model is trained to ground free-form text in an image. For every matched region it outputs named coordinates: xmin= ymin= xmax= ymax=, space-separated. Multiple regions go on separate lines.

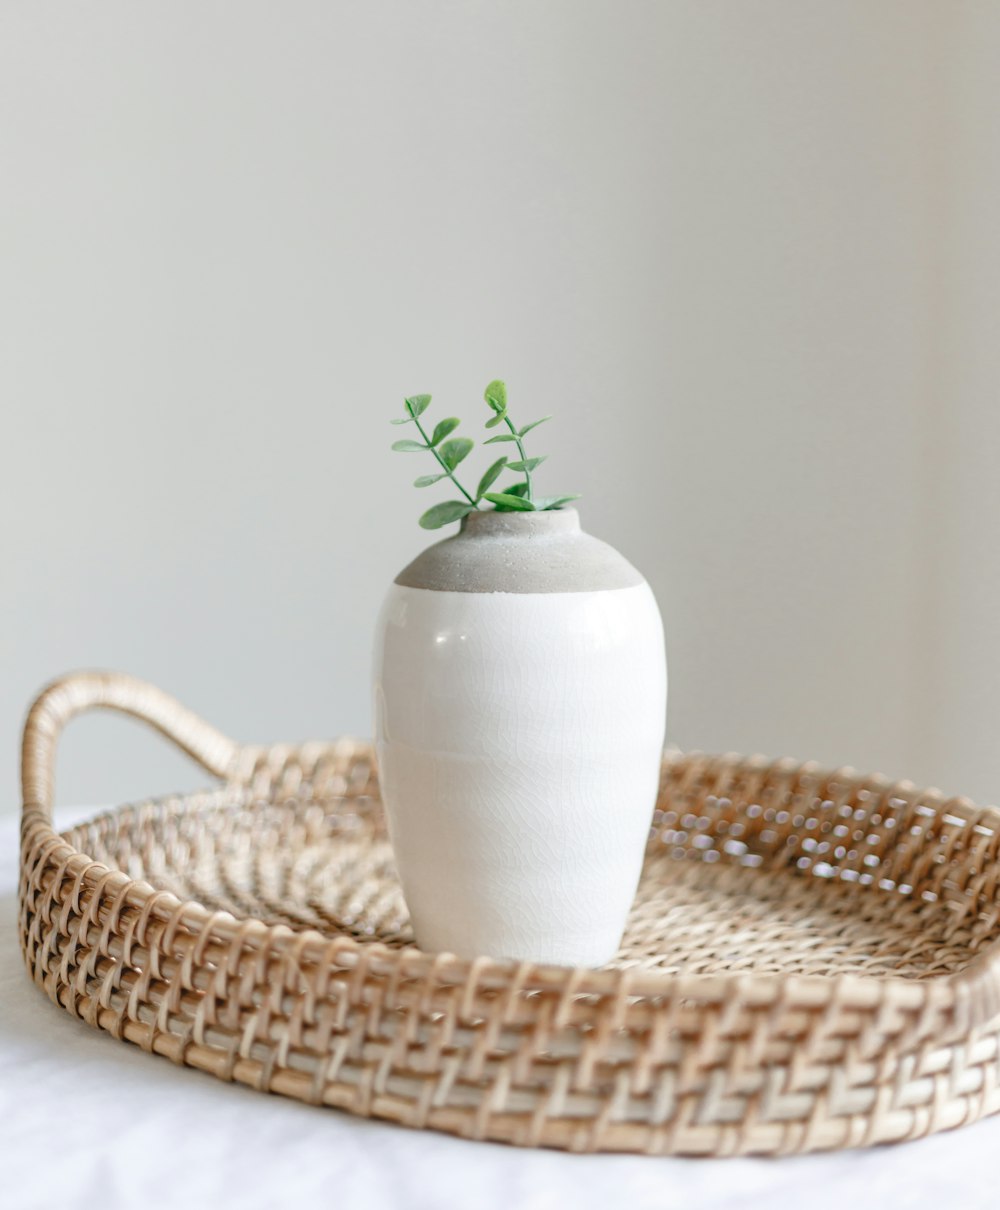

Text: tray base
xmin=64 ymin=781 xmax=991 ymax=983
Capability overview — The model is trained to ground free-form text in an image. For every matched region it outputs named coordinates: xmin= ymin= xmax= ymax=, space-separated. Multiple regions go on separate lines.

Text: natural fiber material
xmin=18 ymin=673 xmax=1000 ymax=1156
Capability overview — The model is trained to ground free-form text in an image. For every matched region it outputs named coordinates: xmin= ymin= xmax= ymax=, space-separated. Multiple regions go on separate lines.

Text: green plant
xmin=391 ymin=380 xmax=580 ymax=529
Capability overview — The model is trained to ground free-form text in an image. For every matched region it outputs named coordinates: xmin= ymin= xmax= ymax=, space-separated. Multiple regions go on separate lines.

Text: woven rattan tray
xmin=18 ymin=673 xmax=1000 ymax=1156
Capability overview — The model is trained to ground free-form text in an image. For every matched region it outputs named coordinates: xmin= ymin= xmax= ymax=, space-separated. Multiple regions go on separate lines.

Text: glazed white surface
xmin=373 ymin=582 xmax=667 ymax=965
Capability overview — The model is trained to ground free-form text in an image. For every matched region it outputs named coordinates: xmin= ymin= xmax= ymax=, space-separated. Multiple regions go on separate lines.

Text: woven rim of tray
xmin=17 ymin=672 xmax=1000 ymax=1155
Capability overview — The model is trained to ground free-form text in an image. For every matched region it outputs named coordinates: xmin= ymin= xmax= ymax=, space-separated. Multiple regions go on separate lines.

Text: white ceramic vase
xmin=372 ymin=507 xmax=666 ymax=966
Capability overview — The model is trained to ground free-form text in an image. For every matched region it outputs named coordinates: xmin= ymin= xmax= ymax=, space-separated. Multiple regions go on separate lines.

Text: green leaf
xmin=405 ymin=394 xmax=432 ymax=418
xmin=430 ymin=417 xmax=460 ymax=446
xmin=535 ymin=494 xmax=581 ymax=510
xmin=484 ymin=412 xmax=507 ymax=429
xmin=475 ymin=456 xmax=507 ymax=500
xmin=439 ymin=436 xmax=474 ymax=471
xmin=519 ymin=416 xmax=551 ymax=437
xmin=414 ymin=473 xmax=447 ymax=488
xmin=484 ymin=433 xmax=517 ymax=444
xmin=484 ymin=379 xmax=507 ymax=413
xmin=419 ymin=500 xmax=474 ymax=529
xmin=506 ymin=456 xmax=547 ymax=473
xmin=484 ymin=491 xmax=535 ymax=512
xmin=390 ymin=416 xmax=413 ymax=425
xmin=392 ymin=439 xmax=427 ymax=452
xmin=504 ymin=481 xmax=530 ymax=497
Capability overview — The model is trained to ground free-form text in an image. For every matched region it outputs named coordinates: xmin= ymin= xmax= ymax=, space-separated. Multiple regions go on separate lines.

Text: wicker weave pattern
xmin=18 ymin=673 xmax=1000 ymax=1156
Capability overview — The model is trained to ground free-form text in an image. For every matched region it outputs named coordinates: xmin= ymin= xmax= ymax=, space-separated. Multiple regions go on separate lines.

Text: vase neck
xmin=460 ymin=507 xmax=581 ymax=539
xmin=394 ymin=506 xmax=644 ymax=594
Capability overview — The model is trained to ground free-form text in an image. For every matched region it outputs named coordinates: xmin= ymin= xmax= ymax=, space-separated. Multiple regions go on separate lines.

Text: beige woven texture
xmin=18 ymin=673 xmax=1000 ymax=1156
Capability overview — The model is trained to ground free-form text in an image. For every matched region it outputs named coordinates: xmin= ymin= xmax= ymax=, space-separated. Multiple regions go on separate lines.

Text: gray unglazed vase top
xmin=394 ymin=507 xmax=644 ymax=594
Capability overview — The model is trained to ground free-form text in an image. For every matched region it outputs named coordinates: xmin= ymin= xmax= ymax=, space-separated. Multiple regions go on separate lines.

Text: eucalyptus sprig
xmin=391 ymin=380 xmax=579 ymax=528
xmin=479 ymin=379 xmax=579 ymax=514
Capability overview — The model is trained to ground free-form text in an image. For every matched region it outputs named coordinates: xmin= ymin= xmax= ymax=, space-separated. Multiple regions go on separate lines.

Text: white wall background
xmin=2 ymin=1 xmax=998 ymax=813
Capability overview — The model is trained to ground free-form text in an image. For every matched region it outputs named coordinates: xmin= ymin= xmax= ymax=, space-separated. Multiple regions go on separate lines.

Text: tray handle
xmin=21 ymin=671 xmax=241 ymax=824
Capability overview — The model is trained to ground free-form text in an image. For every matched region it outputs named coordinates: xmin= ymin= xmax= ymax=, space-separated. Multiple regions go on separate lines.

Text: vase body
xmin=372 ymin=508 xmax=666 ymax=966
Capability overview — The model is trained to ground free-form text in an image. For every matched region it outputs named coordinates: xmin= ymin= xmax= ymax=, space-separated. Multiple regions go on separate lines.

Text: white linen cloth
xmin=2 ymin=808 xmax=998 ymax=1210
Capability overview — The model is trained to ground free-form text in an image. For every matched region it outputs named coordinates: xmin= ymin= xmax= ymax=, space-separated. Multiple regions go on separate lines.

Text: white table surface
xmin=4 ymin=808 xmax=1000 ymax=1210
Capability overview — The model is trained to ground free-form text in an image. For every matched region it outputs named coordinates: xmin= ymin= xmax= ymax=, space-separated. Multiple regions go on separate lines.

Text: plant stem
xmin=503 ymin=415 xmax=532 ymax=502
xmin=412 ymin=414 xmax=479 ymax=507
